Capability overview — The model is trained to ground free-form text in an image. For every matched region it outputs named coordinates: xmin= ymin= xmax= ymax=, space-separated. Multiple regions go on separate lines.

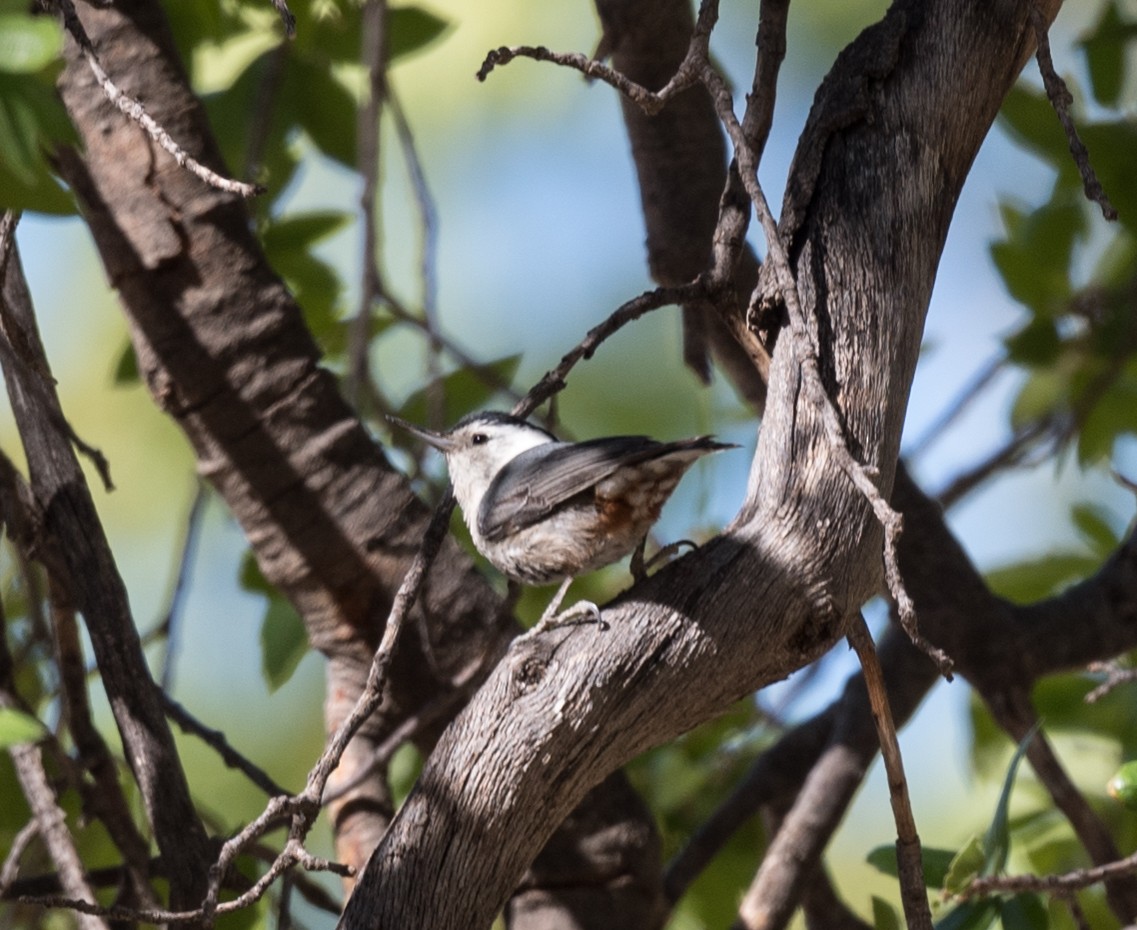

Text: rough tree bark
xmin=49 ymin=0 xmax=664 ymax=924
xmin=23 ymin=0 xmax=1137 ymax=926
xmin=339 ymin=1 xmax=1062 ymax=927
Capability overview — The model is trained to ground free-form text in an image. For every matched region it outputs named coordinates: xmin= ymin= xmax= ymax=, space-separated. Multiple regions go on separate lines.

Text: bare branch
xmin=8 ymin=742 xmax=110 ymax=930
xmin=846 ymin=615 xmax=931 ymax=930
xmin=161 ymin=692 xmax=290 ymax=798
xmin=348 ymin=0 xmax=390 ymax=410
xmin=1085 ymin=660 xmax=1137 ymax=703
xmin=55 ymin=0 xmax=263 ymax=198
xmin=516 ymin=282 xmax=703 ymax=417
xmin=1028 ymin=5 xmax=1117 ymax=221
xmin=156 ymin=482 xmax=207 ymax=691
xmin=962 ymin=848 xmax=1137 ymax=900
xmin=269 ymin=0 xmax=296 ymax=37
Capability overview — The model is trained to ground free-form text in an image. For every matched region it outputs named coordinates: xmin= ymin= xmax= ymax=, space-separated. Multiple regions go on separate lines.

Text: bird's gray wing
xmin=477 ymin=437 xmax=663 ymax=542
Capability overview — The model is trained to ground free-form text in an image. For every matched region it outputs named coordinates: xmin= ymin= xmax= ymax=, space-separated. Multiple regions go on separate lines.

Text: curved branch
xmin=339 ymin=1 xmax=1058 ymax=926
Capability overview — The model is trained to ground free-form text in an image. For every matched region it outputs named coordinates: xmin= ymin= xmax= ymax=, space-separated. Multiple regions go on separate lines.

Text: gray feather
xmin=476 ymin=436 xmax=727 ymax=542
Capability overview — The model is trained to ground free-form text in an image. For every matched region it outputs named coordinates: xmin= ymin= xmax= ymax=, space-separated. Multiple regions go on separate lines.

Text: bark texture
xmin=339 ymin=1 xmax=1061 ymax=927
xmin=53 ymin=0 xmax=510 ymax=878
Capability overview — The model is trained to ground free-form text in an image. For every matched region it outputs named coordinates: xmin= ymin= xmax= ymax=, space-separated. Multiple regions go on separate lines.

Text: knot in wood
xmin=508 ymin=644 xmax=552 ymax=695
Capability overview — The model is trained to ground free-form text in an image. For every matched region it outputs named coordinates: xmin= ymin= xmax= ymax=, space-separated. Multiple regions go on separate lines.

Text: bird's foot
xmin=630 ymin=538 xmax=698 ymax=582
xmin=530 ymin=599 xmax=608 ymax=635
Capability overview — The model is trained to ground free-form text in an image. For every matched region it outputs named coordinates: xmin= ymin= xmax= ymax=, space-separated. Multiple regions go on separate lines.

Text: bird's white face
xmin=442 ymin=419 xmax=553 ymax=519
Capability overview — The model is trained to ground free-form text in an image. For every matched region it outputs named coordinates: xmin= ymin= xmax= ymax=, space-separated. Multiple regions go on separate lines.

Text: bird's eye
xmin=471 ymin=433 xmax=488 ymax=445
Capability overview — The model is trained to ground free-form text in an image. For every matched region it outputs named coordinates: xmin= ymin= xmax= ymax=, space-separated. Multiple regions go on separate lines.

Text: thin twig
xmin=480 ymin=0 xmax=951 ymax=677
xmin=197 ymin=488 xmax=458 ymax=920
xmin=389 ymin=91 xmax=443 ymax=405
xmin=905 ymin=352 xmax=1005 ymax=460
xmin=934 ymin=420 xmax=1049 ymax=509
xmin=846 ymin=615 xmax=932 ymax=930
xmin=347 ymin=0 xmax=389 ymax=410
xmin=49 ymin=592 xmax=159 ymax=908
xmin=1085 ymin=661 xmax=1137 ymax=703
xmin=268 ymin=0 xmax=296 ymax=37
xmin=8 ymin=738 xmax=109 ymax=930
xmin=1028 ymin=6 xmax=1117 ymax=221
xmin=515 ymin=282 xmax=704 ymax=418
xmin=319 ymin=653 xmax=485 ymax=805
xmin=0 ymin=820 xmax=39 ymax=898
xmin=158 ymin=482 xmax=208 ymax=691
xmin=161 ymin=692 xmax=290 ymax=798
xmin=961 ymin=848 xmax=1137 ymax=899
xmin=56 ymin=0 xmax=262 ymax=198
xmin=698 ymin=57 xmax=952 ymax=676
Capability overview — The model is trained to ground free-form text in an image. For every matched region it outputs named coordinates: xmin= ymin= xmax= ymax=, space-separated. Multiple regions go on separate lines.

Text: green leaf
xmin=1076 ymin=370 xmax=1137 ymax=465
xmin=998 ymin=85 xmax=1073 ymax=179
xmin=1071 ymin=503 xmax=1119 ymax=556
xmin=991 ymin=197 xmax=1085 ymax=317
xmin=0 ymin=707 xmax=45 ymax=748
xmin=934 ymin=898 xmax=1000 ymax=930
xmin=1077 ymin=121 xmax=1137 ymax=236
xmin=866 ymin=844 xmax=957 ymax=889
xmin=943 ymin=835 xmax=986 ymax=894
xmin=261 ymin=210 xmax=352 ymax=252
xmin=261 ymin=210 xmax=352 ymax=353
xmin=395 ymin=355 xmax=521 ymax=431
xmin=0 ymin=72 xmax=76 ymax=214
xmin=983 ymin=723 xmax=1040 ymax=877
xmin=242 ymin=550 xmax=309 ymax=691
xmin=260 ymin=595 xmax=308 ymax=692
xmin=1003 ymin=319 xmax=1061 ymax=367
xmin=984 ymin=552 xmax=1101 ymax=603
xmin=0 ymin=13 xmax=61 ymax=73
xmin=286 ymin=57 xmax=357 ymax=167
xmin=389 ymin=6 xmax=451 ymax=62
xmin=999 ymin=893 xmax=1049 ymax=930
xmin=1078 ymin=1 xmax=1130 ymax=107
xmin=872 ymin=896 xmax=901 ymax=930
xmin=113 ymin=341 xmax=140 ymax=385
xmin=1009 ymin=368 xmax=1066 ymax=430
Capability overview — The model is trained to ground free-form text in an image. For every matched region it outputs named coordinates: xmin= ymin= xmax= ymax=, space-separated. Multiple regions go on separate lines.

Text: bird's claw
xmin=632 ymin=538 xmax=699 ymax=582
xmin=529 ymin=600 xmax=607 ymax=635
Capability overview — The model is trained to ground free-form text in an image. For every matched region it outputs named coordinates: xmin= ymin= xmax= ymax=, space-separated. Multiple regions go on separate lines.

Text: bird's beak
xmin=387 ymin=415 xmax=456 ymax=452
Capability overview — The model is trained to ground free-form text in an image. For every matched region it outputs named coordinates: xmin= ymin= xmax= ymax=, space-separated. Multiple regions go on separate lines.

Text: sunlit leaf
xmin=0 ymin=13 xmax=61 ymax=74
xmin=0 ymin=707 xmax=45 ymax=748
xmin=1071 ymin=502 xmax=1119 ymax=556
xmin=260 ymin=594 xmax=308 ymax=692
xmin=1009 ymin=368 xmax=1066 ymax=430
xmin=942 ymin=835 xmax=986 ymax=895
xmin=984 ymin=552 xmax=1100 ymax=603
xmin=983 ymin=723 xmax=1040 ymax=877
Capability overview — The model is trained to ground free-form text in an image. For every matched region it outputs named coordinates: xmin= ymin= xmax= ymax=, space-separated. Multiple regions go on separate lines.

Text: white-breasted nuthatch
xmin=390 ymin=411 xmax=735 ymax=631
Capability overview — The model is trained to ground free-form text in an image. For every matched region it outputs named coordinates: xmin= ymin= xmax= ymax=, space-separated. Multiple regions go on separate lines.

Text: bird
xmin=389 ymin=411 xmax=735 ymax=632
